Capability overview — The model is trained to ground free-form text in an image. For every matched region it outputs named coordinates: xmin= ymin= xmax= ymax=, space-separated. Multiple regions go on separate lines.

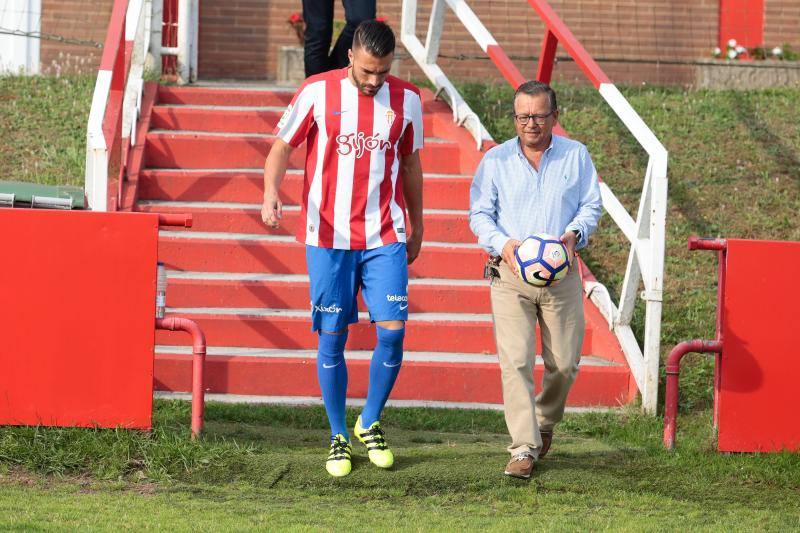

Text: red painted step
xmin=157 ymin=86 xmax=295 ymax=107
xmin=139 ymin=203 xmax=474 ymax=243
xmin=138 ymin=169 xmax=472 ymax=210
xmin=151 ymin=106 xmax=284 ymax=134
xmin=165 ymin=275 xmax=488 ymax=313
xmin=158 ymin=234 xmax=485 ymax=279
xmin=155 ymin=311 xmax=594 ymax=354
xmin=144 ymin=132 xmax=463 ymax=174
xmin=150 ymin=105 xmax=437 ymax=135
xmin=138 ymin=85 xmax=635 ymax=408
xmin=154 ymin=353 xmax=633 ymax=406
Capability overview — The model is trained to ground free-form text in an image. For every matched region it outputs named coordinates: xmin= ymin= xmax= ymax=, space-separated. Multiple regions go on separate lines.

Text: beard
xmin=351 ymin=70 xmax=382 ymax=96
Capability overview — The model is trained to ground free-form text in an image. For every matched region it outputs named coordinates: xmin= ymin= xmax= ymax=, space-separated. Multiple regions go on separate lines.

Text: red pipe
xmin=157 ymin=213 xmax=193 ymax=228
xmin=155 ymin=317 xmax=206 ymax=439
xmin=688 ymin=237 xmax=727 ymax=251
xmin=663 ymin=340 xmax=723 ymax=450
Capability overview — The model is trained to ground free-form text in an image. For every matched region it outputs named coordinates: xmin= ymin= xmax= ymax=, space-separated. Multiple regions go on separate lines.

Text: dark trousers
xmin=302 ymin=0 xmax=376 ymax=77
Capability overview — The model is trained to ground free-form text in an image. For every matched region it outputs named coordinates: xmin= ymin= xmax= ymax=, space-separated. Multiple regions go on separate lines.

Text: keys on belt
xmin=484 ymin=255 xmax=502 ymax=280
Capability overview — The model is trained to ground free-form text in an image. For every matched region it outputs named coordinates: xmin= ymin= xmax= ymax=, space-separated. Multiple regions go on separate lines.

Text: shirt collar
xmin=514 ymin=134 xmax=556 ymax=159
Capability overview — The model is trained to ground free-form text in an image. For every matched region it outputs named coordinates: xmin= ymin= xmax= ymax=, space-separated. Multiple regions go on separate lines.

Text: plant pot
xmin=695 ymin=59 xmax=800 ymax=89
xmin=278 ymin=45 xmax=305 ymax=86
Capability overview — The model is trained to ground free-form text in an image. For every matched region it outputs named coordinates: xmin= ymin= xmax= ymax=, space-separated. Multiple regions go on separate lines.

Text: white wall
xmin=0 ymin=0 xmax=41 ymax=74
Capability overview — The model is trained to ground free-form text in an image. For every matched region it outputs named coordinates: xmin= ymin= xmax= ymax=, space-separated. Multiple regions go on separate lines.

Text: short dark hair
xmin=514 ymin=80 xmax=557 ymax=113
xmin=352 ymin=20 xmax=395 ymax=58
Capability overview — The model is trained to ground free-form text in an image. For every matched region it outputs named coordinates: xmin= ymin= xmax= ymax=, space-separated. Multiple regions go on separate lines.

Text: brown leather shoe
xmin=539 ymin=431 xmax=553 ymax=458
xmin=504 ymin=453 xmax=535 ymax=479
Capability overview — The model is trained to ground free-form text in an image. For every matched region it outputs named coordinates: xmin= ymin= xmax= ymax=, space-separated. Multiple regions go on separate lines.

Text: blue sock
xmin=317 ymin=331 xmax=349 ymax=439
xmin=361 ymin=326 xmax=405 ymax=427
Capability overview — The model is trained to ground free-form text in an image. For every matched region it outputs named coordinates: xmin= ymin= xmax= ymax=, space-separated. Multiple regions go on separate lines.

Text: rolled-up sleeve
xmin=566 ymin=146 xmax=603 ymax=249
xmin=469 ymin=155 xmax=509 ymax=256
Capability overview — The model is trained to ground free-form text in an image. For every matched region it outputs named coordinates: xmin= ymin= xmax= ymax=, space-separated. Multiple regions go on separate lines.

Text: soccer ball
xmin=514 ymin=234 xmax=570 ymax=287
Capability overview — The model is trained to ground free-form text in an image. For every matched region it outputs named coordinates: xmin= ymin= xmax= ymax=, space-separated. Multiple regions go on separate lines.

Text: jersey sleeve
xmin=399 ymin=89 xmax=424 ymax=156
xmin=274 ymin=82 xmax=317 ymax=148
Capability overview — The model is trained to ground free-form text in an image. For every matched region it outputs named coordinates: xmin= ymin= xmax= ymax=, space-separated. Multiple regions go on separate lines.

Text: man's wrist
xmin=569 ymin=228 xmax=582 ymax=243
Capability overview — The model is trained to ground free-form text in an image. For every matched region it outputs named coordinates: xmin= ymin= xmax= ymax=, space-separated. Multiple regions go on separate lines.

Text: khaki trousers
xmin=490 ymin=261 xmax=584 ymax=457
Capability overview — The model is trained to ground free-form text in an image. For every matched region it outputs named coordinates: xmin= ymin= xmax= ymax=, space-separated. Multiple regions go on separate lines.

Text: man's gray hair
xmin=514 ymin=80 xmax=557 ymax=113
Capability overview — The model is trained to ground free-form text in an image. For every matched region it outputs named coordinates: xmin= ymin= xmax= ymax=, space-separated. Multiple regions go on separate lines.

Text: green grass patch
xmin=0 ymin=74 xmax=93 ymax=186
xmin=0 ymin=401 xmax=798 ymax=530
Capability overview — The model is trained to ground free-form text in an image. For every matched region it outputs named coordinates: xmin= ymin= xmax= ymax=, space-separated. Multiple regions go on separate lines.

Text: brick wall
xmin=210 ymin=0 xmax=721 ymax=86
xmin=199 ymin=0 xmax=298 ymax=79
xmin=39 ymin=0 xmax=800 ymax=85
xmin=40 ymin=0 xmax=112 ymax=75
xmin=764 ymin=1 xmax=800 ymax=50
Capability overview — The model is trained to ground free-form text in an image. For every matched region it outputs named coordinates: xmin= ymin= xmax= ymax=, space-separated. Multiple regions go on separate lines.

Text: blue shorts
xmin=306 ymin=243 xmax=409 ymax=332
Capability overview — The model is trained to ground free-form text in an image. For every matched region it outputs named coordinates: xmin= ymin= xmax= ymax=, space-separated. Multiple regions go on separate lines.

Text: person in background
xmin=302 ymin=0 xmax=377 ymax=77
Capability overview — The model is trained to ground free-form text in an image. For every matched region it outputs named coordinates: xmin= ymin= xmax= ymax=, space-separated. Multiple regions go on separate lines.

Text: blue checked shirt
xmin=469 ymin=134 xmax=602 ymax=256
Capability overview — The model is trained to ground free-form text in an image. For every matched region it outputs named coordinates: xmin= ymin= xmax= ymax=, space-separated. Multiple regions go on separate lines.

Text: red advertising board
xmin=718 ymin=239 xmax=800 ymax=452
xmin=0 ymin=209 xmax=159 ymax=429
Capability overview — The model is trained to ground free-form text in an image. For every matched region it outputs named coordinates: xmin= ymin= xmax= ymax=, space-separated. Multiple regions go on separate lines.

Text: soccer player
xmin=261 ymin=20 xmax=424 ymax=477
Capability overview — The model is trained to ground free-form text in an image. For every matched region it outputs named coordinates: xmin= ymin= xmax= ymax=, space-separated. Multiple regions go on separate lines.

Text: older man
xmin=469 ymin=80 xmax=602 ymax=479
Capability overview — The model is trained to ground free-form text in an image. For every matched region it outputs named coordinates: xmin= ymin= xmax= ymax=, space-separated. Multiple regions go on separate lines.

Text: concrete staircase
xmin=134 ymin=83 xmax=636 ymax=408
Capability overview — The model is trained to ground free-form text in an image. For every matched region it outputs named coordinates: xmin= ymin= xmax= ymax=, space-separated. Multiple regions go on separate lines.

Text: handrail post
xmin=401 ymin=0 xmax=417 ymax=41
xmin=424 ymin=0 xmax=445 ymax=64
xmin=176 ymin=0 xmax=191 ymax=84
xmin=535 ymin=29 xmax=558 ymax=83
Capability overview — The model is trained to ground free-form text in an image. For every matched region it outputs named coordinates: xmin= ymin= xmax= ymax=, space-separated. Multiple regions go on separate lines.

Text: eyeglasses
xmin=512 ymin=111 xmax=554 ymax=125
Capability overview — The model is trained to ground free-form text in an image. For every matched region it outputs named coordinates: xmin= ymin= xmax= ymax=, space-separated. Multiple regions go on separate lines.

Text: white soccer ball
xmin=514 ymin=233 xmax=570 ymax=287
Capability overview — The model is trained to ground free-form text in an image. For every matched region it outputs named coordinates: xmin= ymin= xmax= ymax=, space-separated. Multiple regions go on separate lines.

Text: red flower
xmin=288 ymin=12 xmax=303 ymax=24
xmin=376 ymin=16 xmax=388 ymax=23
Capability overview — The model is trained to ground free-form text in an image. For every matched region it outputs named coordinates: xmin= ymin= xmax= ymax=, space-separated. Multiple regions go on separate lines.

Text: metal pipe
xmin=663 ymin=339 xmax=723 ymax=450
xmin=688 ymin=236 xmax=727 ymax=251
xmin=157 ymin=213 xmax=193 ymax=227
xmin=155 ymin=316 xmax=206 ymax=439
xmin=687 ymin=237 xmax=728 ymax=429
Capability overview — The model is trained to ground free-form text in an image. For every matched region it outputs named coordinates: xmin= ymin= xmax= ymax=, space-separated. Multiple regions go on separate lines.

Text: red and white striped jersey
xmin=274 ymin=67 xmax=424 ymax=250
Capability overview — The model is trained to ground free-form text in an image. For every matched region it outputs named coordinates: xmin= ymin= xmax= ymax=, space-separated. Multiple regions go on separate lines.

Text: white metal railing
xmin=86 ymin=0 xmax=197 ymax=211
xmin=403 ymin=0 xmax=668 ymax=414
xmin=401 ymin=0 xmax=493 ymax=149
xmin=85 ymin=0 xmax=147 ymax=211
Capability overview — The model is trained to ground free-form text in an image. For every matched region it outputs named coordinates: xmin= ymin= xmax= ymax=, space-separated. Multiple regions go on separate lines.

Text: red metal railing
xmin=87 ymin=0 xmax=147 ymax=211
xmin=99 ymin=0 xmax=129 ymax=210
xmin=663 ymin=237 xmax=727 ymax=450
xmin=481 ymin=0 xmax=613 ymax=92
xmin=162 ymin=0 xmax=179 ymax=77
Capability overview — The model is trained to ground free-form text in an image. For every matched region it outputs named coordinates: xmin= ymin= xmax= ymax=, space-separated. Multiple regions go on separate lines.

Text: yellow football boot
xmin=354 ymin=416 xmax=394 ymax=468
xmin=325 ymin=434 xmax=352 ymax=477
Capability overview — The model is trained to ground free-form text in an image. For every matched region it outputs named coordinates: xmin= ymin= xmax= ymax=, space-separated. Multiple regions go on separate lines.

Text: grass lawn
xmin=2 ymin=74 xmax=799 ymax=528
xmin=1 ymin=401 xmax=799 ymax=530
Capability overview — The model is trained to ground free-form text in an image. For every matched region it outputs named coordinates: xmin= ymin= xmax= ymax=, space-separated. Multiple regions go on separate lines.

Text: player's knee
xmin=318 ymin=330 xmax=348 ymax=363
xmin=376 ymin=325 xmax=404 ymax=364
